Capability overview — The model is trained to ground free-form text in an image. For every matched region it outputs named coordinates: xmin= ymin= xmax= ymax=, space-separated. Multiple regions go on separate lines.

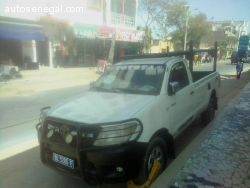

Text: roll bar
xmin=119 ymin=41 xmax=218 ymax=72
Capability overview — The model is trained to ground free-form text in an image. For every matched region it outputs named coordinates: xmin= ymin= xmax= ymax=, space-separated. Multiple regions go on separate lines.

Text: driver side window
xmin=168 ymin=62 xmax=189 ymax=95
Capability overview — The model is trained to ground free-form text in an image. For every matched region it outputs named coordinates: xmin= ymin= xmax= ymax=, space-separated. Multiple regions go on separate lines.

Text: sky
xmin=0 ymin=0 xmax=250 ymax=32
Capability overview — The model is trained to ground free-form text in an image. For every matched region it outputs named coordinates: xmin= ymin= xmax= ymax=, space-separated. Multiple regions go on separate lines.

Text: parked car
xmin=231 ymin=51 xmax=238 ymax=64
xmin=36 ymin=44 xmax=220 ymax=186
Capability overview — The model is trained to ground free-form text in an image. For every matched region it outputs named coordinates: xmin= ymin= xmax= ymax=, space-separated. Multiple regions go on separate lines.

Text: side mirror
xmin=90 ymin=81 xmax=95 ymax=87
xmin=169 ymin=82 xmax=180 ymax=94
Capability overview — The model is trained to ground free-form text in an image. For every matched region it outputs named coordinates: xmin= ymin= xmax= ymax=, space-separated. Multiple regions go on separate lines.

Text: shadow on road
xmin=0 ymin=146 xmax=89 ymax=188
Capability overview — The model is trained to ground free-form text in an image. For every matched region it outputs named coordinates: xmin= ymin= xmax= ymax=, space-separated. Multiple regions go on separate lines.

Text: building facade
xmin=150 ymin=39 xmax=174 ymax=53
xmin=0 ymin=0 xmax=144 ymax=69
xmin=201 ymin=20 xmax=249 ymax=49
xmin=212 ymin=21 xmax=249 ymax=37
xmin=200 ymin=20 xmax=249 ymax=59
xmin=0 ymin=16 xmax=45 ymax=69
xmin=71 ymin=0 xmax=144 ymax=67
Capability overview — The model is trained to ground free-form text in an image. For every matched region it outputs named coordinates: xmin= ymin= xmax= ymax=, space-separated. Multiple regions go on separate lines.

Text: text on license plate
xmin=53 ymin=153 xmax=74 ymax=169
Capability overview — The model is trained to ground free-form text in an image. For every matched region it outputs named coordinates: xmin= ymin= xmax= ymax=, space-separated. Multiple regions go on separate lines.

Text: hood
xmin=48 ymin=91 xmax=156 ymax=124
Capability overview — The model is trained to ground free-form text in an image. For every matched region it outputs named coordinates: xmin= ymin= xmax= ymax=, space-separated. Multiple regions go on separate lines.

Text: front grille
xmin=43 ymin=120 xmax=78 ymax=147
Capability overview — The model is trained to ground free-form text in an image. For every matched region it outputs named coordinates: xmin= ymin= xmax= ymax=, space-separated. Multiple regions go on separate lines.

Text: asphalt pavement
xmin=151 ymin=81 xmax=250 ymax=187
xmin=0 ymin=65 xmax=100 ymax=98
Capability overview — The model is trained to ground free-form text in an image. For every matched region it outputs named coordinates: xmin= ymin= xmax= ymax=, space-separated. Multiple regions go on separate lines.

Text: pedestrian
xmin=60 ymin=43 xmax=66 ymax=67
xmin=198 ymin=53 xmax=202 ymax=65
xmin=193 ymin=54 xmax=198 ymax=66
xmin=73 ymin=46 xmax=77 ymax=67
xmin=54 ymin=46 xmax=61 ymax=68
xmin=236 ymin=58 xmax=244 ymax=79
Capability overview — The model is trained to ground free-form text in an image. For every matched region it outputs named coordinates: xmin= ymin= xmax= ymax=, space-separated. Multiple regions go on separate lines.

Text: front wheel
xmin=133 ymin=137 xmax=167 ymax=185
xmin=200 ymin=97 xmax=215 ymax=125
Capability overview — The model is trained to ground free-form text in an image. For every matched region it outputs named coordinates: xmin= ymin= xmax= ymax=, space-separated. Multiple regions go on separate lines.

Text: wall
xmin=150 ymin=40 xmax=174 ymax=53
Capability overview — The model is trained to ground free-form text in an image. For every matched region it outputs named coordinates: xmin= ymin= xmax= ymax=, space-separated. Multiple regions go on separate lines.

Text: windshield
xmin=90 ymin=64 xmax=165 ymax=95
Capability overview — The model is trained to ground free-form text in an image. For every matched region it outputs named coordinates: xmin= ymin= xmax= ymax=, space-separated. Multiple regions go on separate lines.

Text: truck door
xmin=167 ymin=61 xmax=195 ymax=136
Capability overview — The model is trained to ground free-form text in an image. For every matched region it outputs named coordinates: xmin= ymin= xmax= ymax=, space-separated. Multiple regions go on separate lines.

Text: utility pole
xmin=183 ymin=5 xmax=198 ymax=51
xmin=184 ymin=11 xmax=189 ymax=51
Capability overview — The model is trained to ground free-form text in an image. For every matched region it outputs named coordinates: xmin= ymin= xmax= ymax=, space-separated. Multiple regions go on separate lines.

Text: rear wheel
xmin=133 ymin=137 xmax=167 ymax=185
xmin=201 ymin=97 xmax=215 ymax=125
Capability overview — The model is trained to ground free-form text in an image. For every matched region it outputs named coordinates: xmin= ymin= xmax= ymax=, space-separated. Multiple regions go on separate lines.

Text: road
xmin=1 ymin=61 xmax=250 ymax=188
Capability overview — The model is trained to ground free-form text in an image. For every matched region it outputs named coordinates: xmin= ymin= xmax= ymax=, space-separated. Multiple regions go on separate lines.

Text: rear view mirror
xmin=169 ymin=82 xmax=180 ymax=94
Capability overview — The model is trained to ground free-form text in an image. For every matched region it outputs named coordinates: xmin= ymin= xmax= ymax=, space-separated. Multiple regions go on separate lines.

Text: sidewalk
xmin=0 ymin=66 xmax=100 ymax=98
xmin=151 ymin=82 xmax=250 ymax=187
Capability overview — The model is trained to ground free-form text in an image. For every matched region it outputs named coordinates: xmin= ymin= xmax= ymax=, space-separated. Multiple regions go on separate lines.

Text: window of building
xmin=111 ymin=0 xmax=122 ymax=14
xmin=124 ymin=0 xmax=136 ymax=17
xmin=87 ymin=0 xmax=102 ymax=10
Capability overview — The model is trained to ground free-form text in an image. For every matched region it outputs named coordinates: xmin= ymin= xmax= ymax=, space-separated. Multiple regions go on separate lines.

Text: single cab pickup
xmin=36 ymin=43 xmax=220 ymax=186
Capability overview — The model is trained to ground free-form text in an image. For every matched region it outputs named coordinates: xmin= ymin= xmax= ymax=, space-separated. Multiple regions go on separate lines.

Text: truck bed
xmin=192 ymin=71 xmax=214 ymax=83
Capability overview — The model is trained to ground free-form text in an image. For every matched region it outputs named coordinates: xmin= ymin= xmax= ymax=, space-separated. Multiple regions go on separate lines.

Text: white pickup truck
xmin=36 ymin=44 xmax=220 ymax=186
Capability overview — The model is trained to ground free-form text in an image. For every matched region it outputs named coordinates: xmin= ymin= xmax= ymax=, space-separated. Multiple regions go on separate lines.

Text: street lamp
xmin=183 ymin=5 xmax=198 ymax=51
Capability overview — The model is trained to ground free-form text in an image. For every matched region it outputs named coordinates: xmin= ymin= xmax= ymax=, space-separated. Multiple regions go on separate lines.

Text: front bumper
xmin=40 ymin=141 xmax=147 ymax=184
xmin=36 ymin=114 xmax=146 ymax=185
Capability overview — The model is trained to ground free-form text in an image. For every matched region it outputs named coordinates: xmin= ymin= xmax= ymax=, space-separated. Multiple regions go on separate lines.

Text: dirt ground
xmin=0 ymin=66 xmax=101 ymax=98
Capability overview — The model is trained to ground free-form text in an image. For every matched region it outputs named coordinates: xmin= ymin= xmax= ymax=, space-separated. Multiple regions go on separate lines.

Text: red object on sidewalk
xmin=97 ymin=59 xmax=107 ymax=72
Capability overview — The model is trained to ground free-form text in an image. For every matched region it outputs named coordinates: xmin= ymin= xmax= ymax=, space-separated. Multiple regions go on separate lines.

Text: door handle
xmin=171 ymin=102 xmax=176 ymax=106
xmin=190 ymin=91 xmax=194 ymax=95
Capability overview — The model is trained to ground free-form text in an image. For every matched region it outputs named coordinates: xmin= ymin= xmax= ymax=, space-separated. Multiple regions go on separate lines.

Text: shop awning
xmin=0 ymin=21 xmax=45 ymax=41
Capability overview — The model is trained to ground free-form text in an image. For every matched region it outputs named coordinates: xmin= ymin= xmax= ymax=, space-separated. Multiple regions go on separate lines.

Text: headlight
xmin=93 ymin=120 xmax=142 ymax=146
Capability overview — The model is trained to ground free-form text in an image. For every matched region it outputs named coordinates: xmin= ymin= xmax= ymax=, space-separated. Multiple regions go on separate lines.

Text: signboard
xmin=116 ymin=29 xmax=145 ymax=42
xmin=97 ymin=26 xmax=116 ymax=38
xmin=97 ymin=59 xmax=107 ymax=73
xmin=73 ymin=23 xmax=97 ymax=39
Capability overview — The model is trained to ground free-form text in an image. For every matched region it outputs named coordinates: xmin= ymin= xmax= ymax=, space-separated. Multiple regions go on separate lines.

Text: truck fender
xmin=149 ymin=128 xmax=175 ymax=159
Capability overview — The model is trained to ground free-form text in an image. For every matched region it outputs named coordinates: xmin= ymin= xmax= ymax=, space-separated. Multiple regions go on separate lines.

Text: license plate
xmin=53 ymin=153 xmax=74 ymax=169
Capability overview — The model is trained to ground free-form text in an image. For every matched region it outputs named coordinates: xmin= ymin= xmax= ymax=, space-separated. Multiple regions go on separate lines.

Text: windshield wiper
xmin=111 ymin=88 xmax=138 ymax=94
xmin=90 ymin=87 xmax=111 ymax=92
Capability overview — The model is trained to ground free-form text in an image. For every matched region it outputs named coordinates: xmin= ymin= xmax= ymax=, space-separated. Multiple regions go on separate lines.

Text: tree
xmin=146 ymin=0 xmax=212 ymax=49
xmin=157 ymin=0 xmax=189 ymax=50
xmin=187 ymin=13 xmax=212 ymax=48
xmin=138 ymin=0 xmax=212 ymax=50
xmin=141 ymin=27 xmax=153 ymax=53
xmin=138 ymin=0 xmax=172 ymax=29
xmin=218 ymin=41 xmax=227 ymax=59
xmin=227 ymin=36 xmax=238 ymax=50
xmin=138 ymin=0 xmax=172 ymax=52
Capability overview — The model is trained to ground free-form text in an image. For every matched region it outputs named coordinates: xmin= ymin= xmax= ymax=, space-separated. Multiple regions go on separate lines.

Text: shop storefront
xmin=73 ymin=23 xmax=97 ymax=67
xmin=0 ymin=19 xmax=45 ymax=69
xmin=73 ymin=23 xmax=144 ymax=67
xmin=113 ymin=29 xmax=144 ymax=63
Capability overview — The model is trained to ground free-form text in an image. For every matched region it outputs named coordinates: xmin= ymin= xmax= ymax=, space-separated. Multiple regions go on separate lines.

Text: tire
xmin=201 ymin=97 xmax=215 ymax=125
xmin=133 ymin=137 xmax=167 ymax=185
